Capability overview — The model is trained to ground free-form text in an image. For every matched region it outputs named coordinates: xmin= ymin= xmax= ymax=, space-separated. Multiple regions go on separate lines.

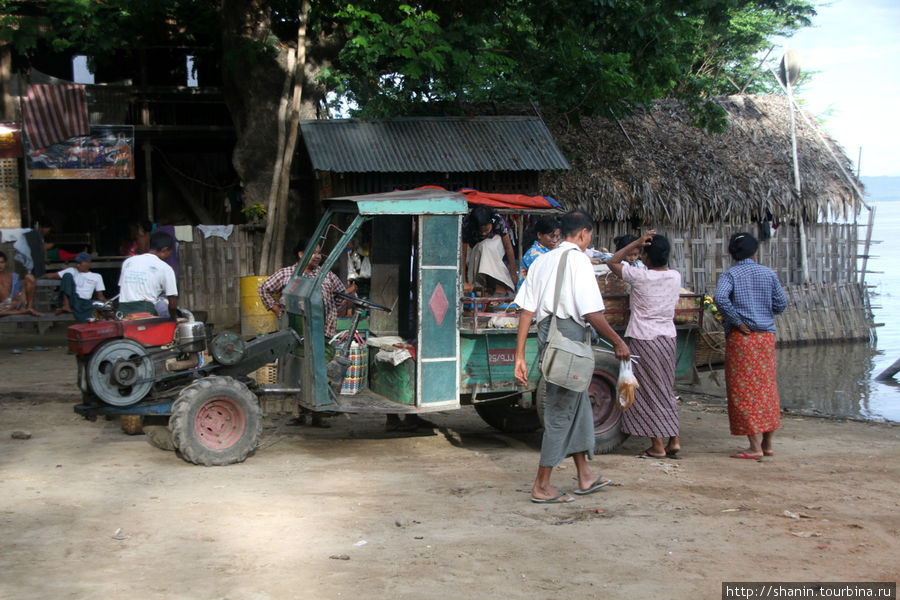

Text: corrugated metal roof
xmin=299 ymin=116 xmax=570 ymax=173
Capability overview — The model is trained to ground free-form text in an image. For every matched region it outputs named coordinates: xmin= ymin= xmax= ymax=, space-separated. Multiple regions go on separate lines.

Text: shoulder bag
xmin=540 ymin=250 xmax=595 ymax=392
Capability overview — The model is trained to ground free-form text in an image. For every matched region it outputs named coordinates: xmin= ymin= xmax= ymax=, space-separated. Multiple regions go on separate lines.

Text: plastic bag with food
xmin=616 ymin=359 xmax=639 ymax=410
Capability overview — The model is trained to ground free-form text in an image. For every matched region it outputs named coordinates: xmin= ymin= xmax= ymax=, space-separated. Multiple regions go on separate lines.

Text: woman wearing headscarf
xmin=714 ymin=232 xmax=788 ymax=459
xmin=607 ymin=230 xmax=682 ymax=458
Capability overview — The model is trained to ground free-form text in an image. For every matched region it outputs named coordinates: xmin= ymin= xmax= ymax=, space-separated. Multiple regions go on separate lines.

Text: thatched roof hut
xmin=538 ymin=95 xmax=864 ymax=227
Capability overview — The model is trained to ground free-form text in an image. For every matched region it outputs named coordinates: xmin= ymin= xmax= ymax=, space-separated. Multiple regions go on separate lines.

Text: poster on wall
xmin=24 ymin=125 xmax=134 ymax=180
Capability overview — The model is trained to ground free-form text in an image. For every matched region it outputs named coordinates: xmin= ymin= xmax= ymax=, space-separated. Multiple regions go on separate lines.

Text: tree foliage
xmin=317 ymin=0 xmax=816 ymax=130
xmin=4 ymin=0 xmax=814 ymax=130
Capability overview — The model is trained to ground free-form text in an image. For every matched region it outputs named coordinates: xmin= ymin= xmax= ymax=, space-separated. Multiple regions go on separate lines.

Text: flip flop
xmin=665 ymin=452 xmax=682 ymax=460
xmin=638 ymin=450 xmax=667 ymax=459
xmin=730 ymin=451 xmax=763 ymax=460
xmin=763 ymin=450 xmax=775 ymax=457
xmin=531 ymin=491 xmax=575 ymax=504
xmin=573 ymin=477 xmax=612 ymax=495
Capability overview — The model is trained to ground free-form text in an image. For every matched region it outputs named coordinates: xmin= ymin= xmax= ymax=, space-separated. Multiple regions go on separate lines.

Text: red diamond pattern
xmin=428 ymin=283 xmax=449 ymax=326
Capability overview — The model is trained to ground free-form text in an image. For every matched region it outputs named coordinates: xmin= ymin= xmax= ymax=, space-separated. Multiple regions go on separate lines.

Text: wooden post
xmin=875 ymin=357 xmax=900 ymax=381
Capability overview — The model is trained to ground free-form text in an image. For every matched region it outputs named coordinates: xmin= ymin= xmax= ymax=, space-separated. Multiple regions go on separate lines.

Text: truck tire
xmin=474 ymin=396 xmax=541 ymax=433
xmin=535 ymin=352 xmax=629 ymax=454
xmin=169 ymin=376 xmax=261 ymax=466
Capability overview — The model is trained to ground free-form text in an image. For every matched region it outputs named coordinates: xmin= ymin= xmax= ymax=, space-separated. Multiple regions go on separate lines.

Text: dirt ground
xmin=1 ymin=327 xmax=898 ymax=600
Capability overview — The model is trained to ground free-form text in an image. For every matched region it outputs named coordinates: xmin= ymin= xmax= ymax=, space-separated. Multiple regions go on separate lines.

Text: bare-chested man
xmin=0 ymin=251 xmax=39 ymax=317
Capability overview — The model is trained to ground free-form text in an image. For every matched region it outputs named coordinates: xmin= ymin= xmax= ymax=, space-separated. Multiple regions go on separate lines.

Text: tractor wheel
xmin=120 ymin=414 xmax=144 ymax=435
xmin=536 ymin=352 xmax=629 ymax=454
xmin=169 ymin=376 xmax=261 ymax=466
xmin=474 ymin=395 xmax=541 ymax=433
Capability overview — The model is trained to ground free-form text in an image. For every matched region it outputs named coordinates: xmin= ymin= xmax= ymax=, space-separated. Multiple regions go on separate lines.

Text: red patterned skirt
xmin=724 ymin=331 xmax=781 ymax=435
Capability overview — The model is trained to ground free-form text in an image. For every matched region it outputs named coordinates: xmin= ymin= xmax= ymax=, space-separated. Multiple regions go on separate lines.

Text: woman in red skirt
xmin=713 ymin=233 xmax=788 ymax=459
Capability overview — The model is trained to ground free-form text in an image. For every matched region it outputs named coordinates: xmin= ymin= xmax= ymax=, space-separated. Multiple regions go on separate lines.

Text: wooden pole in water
xmin=875 ymin=357 xmax=900 ymax=381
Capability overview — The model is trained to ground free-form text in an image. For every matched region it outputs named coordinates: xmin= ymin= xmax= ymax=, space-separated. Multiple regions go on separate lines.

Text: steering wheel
xmin=334 ymin=290 xmax=392 ymax=313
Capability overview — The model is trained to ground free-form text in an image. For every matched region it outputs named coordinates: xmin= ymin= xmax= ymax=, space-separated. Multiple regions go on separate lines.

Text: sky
xmin=775 ymin=0 xmax=900 ymax=177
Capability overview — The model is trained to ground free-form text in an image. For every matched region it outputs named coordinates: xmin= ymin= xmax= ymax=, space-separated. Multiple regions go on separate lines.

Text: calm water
xmin=774 ymin=198 xmax=900 ymax=422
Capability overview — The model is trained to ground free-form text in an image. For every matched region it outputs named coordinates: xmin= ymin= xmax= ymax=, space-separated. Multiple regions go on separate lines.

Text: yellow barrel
xmin=240 ymin=275 xmax=278 ymax=338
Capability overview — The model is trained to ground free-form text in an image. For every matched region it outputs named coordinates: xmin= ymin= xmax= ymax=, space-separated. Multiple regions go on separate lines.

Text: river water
xmin=773 ymin=198 xmax=900 ymax=422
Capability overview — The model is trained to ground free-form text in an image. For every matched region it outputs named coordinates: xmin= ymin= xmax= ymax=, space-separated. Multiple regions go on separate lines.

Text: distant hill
xmin=862 ymin=176 xmax=900 ymax=201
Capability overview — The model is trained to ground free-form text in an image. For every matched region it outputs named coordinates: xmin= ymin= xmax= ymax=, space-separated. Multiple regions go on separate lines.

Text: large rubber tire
xmin=536 ymin=352 xmax=629 ymax=454
xmin=169 ymin=376 xmax=261 ymax=466
xmin=474 ymin=395 xmax=541 ymax=433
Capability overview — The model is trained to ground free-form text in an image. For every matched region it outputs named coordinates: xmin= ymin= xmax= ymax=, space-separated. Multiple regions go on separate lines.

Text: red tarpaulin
xmin=416 ymin=186 xmax=560 ymax=210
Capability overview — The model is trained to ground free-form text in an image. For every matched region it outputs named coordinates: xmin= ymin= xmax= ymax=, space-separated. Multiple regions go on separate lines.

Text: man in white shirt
xmin=118 ymin=231 xmax=178 ymax=318
xmin=41 ymin=252 xmax=106 ymax=322
xmin=514 ymin=209 xmax=630 ymax=504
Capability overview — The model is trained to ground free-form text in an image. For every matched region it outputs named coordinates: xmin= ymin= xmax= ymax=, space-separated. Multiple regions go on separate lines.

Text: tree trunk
xmin=258 ymin=0 xmax=309 ymax=275
xmin=220 ymin=1 xmax=333 ymax=274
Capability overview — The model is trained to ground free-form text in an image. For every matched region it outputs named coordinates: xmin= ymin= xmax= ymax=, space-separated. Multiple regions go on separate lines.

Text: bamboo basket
xmin=674 ymin=289 xmax=700 ymax=324
xmin=596 ymin=271 xmax=629 ymax=327
xmin=253 ymin=362 xmax=278 ymax=384
xmin=695 ymin=326 xmax=726 ymax=365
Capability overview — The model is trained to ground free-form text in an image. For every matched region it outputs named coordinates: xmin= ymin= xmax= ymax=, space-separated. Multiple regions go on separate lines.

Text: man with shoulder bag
xmin=513 ymin=209 xmax=630 ymax=504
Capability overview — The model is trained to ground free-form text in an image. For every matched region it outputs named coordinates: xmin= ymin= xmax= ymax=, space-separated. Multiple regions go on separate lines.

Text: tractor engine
xmin=68 ymin=316 xmax=208 ymax=407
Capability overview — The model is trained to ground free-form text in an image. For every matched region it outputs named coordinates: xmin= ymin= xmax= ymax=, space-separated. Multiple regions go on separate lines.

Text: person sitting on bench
xmin=40 ymin=252 xmax=107 ymax=322
xmin=0 ymin=251 xmax=39 ymax=317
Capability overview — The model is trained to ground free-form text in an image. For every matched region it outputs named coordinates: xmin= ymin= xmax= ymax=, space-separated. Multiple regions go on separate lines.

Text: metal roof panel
xmin=299 ymin=116 xmax=570 ymax=173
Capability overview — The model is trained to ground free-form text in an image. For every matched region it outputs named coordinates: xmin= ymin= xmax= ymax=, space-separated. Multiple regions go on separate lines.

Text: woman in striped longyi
xmin=607 ymin=231 xmax=683 ymax=458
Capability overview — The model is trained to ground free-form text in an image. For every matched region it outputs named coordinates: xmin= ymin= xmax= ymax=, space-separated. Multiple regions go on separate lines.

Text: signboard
xmin=487 ymin=347 xmax=516 ymax=366
xmin=24 ymin=125 xmax=134 ymax=179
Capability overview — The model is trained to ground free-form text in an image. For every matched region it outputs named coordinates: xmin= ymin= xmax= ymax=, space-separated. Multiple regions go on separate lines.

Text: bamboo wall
xmin=177 ymin=226 xmax=256 ymax=329
xmin=775 ymin=282 xmax=873 ymax=344
xmin=594 ymin=220 xmax=873 ymax=345
xmin=175 ymin=220 xmax=873 ymax=344
xmin=594 ymin=221 xmax=861 ymax=294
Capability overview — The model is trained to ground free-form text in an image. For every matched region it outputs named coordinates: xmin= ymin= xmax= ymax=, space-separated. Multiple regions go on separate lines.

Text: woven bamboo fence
xmin=594 ymin=220 xmax=874 ymax=346
xmin=177 ymin=226 xmax=257 ymax=329
xmin=593 ymin=220 xmax=861 ymax=293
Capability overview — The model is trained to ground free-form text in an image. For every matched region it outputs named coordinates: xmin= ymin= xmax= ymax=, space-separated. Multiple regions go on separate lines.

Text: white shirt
xmin=59 ymin=267 xmax=105 ymax=300
xmin=513 ymin=241 xmax=605 ymax=326
xmin=118 ymin=253 xmax=178 ymax=303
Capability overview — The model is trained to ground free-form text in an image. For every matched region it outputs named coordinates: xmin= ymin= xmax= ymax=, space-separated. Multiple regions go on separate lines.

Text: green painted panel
xmin=419 ymin=360 xmax=458 ymax=404
xmin=357 ymin=196 xmax=467 ymax=215
xmin=421 ymin=215 xmax=460 ymax=266
xmin=459 ymin=332 xmax=541 ymax=392
xmin=419 ymin=268 xmax=458 ymax=360
xmin=675 ymin=327 xmax=698 ymax=381
xmin=368 ymin=355 xmax=415 ymax=405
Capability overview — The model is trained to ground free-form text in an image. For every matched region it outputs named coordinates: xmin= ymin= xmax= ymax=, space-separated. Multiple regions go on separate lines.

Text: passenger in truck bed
xmin=461 ymin=205 xmax=518 ymax=297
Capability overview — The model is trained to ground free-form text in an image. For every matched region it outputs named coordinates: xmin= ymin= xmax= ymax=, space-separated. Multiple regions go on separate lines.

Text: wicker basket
xmin=596 ymin=271 xmax=629 ymax=327
xmin=253 ymin=362 xmax=278 ymax=384
xmin=695 ymin=331 xmax=726 ymax=366
xmin=674 ymin=289 xmax=700 ymax=325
